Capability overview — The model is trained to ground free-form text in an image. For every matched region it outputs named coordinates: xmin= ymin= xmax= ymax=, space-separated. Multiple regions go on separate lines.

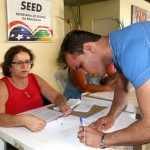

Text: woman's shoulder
xmin=0 ymin=76 xmax=10 ymax=86
xmin=0 ymin=78 xmax=8 ymax=91
xmin=28 ymin=73 xmax=44 ymax=87
xmin=0 ymin=79 xmax=5 ymax=85
xmin=28 ymin=73 xmax=39 ymax=80
xmin=1 ymin=76 xmax=8 ymax=81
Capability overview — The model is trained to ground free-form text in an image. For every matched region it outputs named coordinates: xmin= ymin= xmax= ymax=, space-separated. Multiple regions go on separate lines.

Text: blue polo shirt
xmin=109 ymin=21 xmax=150 ymax=89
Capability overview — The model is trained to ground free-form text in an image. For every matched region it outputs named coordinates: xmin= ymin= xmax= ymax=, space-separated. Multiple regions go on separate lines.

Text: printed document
xmin=45 ymin=113 xmax=135 ymax=150
xmin=85 ymin=108 xmax=136 ymax=132
xmin=20 ymin=106 xmax=63 ymax=122
xmin=45 ymin=115 xmax=114 ymax=150
xmin=53 ymin=98 xmax=81 ymax=111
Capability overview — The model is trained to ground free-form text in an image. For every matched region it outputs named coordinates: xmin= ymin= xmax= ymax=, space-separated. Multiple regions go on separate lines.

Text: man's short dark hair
xmin=58 ymin=30 xmax=101 ymax=65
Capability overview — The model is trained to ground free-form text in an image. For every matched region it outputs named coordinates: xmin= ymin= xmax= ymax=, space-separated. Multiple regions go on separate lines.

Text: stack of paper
xmin=20 ymin=106 xmax=63 ymax=122
xmin=53 ymin=98 xmax=81 ymax=111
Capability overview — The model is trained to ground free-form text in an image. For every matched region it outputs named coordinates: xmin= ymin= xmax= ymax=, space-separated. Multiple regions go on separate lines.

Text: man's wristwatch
xmin=100 ymin=133 xmax=107 ymax=149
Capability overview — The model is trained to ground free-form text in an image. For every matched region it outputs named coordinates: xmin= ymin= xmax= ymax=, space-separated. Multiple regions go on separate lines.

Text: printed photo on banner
xmin=7 ymin=0 xmax=53 ymax=42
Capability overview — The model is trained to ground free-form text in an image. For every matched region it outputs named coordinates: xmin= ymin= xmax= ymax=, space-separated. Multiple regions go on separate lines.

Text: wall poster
xmin=131 ymin=5 xmax=150 ymax=24
xmin=7 ymin=0 xmax=53 ymax=42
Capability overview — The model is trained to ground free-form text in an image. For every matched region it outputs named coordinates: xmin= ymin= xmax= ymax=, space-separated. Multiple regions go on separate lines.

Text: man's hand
xmin=77 ymin=126 xmax=103 ymax=148
xmin=89 ymin=115 xmax=115 ymax=132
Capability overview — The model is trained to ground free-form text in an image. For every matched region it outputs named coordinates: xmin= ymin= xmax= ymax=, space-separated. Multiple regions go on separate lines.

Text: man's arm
xmin=82 ymin=76 xmax=150 ymax=147
xmin=90 ymin=73 xmax=129 ymax=131
xmin=105 ymin=78 xmax=150 ymax=147
xmin=101 ymin=72 xmax=117 ymax=85
xmin=106 ymin=73 xmax=129 ymax=121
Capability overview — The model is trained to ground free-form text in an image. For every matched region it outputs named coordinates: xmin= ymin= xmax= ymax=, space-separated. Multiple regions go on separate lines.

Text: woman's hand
xmin=21 ymin=114 xmax=46 ymax=132
xmin=59 ymin=103 xmax=71 ymax=116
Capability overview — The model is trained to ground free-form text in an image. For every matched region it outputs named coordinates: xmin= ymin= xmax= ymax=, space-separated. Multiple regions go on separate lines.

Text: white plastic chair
xmin=55 ymin=70 xmax=68 ymax=94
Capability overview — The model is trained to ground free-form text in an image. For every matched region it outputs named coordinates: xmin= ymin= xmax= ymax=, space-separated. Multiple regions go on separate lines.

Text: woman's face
xmin=10 ymin=52 xmax=32 ymax=79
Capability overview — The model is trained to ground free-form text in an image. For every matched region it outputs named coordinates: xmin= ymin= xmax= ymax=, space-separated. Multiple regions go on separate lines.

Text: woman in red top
xmin=0 ymin=45 xmax=71 ymax=132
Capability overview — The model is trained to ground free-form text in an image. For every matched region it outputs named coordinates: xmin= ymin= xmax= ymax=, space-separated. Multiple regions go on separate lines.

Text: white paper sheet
xmin=85 ymin=110 xmax=136 ymax=133
xmin=73 ymin=101 xmax=94 ymax=112
xmin=53 ymin=98 xmax=81 ymax=111
xmin=20 ymin=106 xmax=63 ymax=122
xmin=44 ymin=114 xmax=133 ymax=150
xmin=45 ymin=115 xmax=114 ymax=150
xmin=106 ymin=112 xmax=136 ymax=133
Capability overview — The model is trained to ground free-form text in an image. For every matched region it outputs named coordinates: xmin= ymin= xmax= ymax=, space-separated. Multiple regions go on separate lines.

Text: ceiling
xmin=64 ymin=0 xmax=150 ymax=6
xmin=64 ymin=0 xmax=109 ymax=6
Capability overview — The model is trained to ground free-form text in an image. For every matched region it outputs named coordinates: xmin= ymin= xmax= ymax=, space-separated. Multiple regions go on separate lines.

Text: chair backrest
xmin=55 ymin=70 xmax=68 ymax=94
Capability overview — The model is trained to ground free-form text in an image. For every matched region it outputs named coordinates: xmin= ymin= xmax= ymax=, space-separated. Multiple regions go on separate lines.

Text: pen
xmin=79 ymin=116 xmax=84 ymax=131
xmin=80 ymin=116 xmax=83 ymax=126
xmin=79 ymin=116 xmax=86 ymax=146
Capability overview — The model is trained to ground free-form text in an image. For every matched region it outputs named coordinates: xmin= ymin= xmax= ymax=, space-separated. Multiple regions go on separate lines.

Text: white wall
xmin=0 ymin=0 xmax=65 ymax=90
xmin=64 ymin=0 xmax=120 ymax=33
xmin=65 ymin=0 xmax=150 ymax=33
xmin=81 ymin=0 xmax=120 ymax=32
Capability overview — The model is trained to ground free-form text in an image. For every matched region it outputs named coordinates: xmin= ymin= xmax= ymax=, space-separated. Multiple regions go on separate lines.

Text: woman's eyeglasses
xmin=11 ymin=60 xmax=33 ymax=66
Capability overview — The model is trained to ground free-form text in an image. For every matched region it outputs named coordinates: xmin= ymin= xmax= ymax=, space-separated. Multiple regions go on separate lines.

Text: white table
xmin=0 ymin=105 xmax=135 ymax=150
xmin=0 ymin=139 xmax=5 ymax=150
xmin=81 ymin=90 xmax=140 ymax=114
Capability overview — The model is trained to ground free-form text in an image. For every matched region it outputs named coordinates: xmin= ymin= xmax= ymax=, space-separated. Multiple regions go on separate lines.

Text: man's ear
xmin=83 ymin=42 xmax=95 ymax=54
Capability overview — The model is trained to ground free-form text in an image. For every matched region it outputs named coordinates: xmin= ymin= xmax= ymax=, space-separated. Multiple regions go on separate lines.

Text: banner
xmin=7 ymin=0 xmax=53 ymax=42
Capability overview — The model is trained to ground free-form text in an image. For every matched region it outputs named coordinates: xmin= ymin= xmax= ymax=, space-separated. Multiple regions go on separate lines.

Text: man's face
xmin=65 ymin=52 xmax=106 ymax=78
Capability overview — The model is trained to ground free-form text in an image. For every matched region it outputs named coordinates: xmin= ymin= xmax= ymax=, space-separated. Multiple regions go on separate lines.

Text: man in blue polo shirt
xmin=58 ymin=21 xmax=150 ymax=148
